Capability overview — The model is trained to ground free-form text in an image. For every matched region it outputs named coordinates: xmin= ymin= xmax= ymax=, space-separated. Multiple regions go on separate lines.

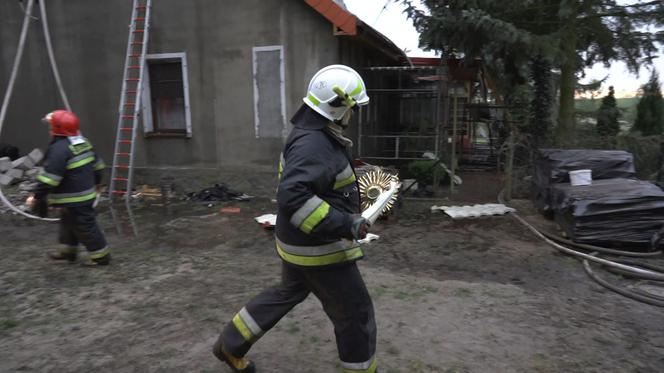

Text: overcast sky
xmin=344 ymin=0 xmax=664 ymax=98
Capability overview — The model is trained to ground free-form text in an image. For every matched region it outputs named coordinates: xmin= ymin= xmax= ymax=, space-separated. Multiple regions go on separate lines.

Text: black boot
xmin=48 ymin=247 xmax=78 ymax=262
xmin=212 ymin=338 xmax=256 ymax=373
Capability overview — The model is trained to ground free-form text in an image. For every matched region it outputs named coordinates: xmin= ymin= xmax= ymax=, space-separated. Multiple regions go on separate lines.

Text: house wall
xmin=0 ymin=0 xmax=399 ymax=174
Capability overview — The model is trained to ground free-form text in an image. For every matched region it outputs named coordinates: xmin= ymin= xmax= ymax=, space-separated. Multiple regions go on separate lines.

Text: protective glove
xmin=350 ymin=215 xmax=370 ymax=240
xmin=29 ymin=196 xmax=48 ymax=218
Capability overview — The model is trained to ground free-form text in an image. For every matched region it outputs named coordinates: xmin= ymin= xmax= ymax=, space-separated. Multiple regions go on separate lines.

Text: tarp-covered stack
xmin=534 ymin=149 xmax=636 ymax=213
xmin=550 ymin=178 xmax=664 ymax=251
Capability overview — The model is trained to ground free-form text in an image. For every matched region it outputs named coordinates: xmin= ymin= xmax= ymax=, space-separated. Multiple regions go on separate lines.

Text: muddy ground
xmin=1 ymin=172 xmax=664 ymax=373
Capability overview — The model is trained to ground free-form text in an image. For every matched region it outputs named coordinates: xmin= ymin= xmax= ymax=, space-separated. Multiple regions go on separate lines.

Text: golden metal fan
xmin=358 ymin=168 xmax=399 ymax=213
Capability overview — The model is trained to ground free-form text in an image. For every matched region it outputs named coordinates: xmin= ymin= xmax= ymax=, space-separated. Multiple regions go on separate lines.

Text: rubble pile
xmin=186 ymin=183 xmax=252 ymax=204
xmin=0 ymin=149 xmax=44 ymax=214
xmin=0 ymin=148 xmax=44 ymax=187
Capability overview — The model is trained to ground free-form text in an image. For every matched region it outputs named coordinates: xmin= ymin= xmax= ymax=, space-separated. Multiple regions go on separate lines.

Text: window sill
xmin=144 ymin=132 xmax=190 ymax=139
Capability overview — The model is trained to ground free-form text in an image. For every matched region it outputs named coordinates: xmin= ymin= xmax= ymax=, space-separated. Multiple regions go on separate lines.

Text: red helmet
xmin=43 ymin=110 xmax=80 ymax=136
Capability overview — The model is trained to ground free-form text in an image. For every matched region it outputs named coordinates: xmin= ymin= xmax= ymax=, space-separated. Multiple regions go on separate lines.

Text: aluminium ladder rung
xmin=111 ymin=0 xmax=152 ymax=202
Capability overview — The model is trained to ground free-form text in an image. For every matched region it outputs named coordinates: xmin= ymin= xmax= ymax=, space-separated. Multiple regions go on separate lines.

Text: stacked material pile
xmin=550 ymin=178 xmax=664 ymax=251
xmin=533 ymin=149 xmax=636 ymax=214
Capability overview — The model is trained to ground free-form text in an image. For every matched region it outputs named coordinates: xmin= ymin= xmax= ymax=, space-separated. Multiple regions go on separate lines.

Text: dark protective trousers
xmin=218 ymin=261 xmax=377 ymax=368
xmin=59 ymin=204 xmax=107 ymax=253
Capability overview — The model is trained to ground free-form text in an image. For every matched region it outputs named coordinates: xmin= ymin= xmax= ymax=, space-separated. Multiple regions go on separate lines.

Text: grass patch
xmin=286 ymin=321 xmax=300 ymax=334
xmin=453 ymin=288 xmax=473 ymax=297
xmin=0 ymin=319 xmax=19 ymax=329
xmin=386 ymin=345 xmax=400 ymax=356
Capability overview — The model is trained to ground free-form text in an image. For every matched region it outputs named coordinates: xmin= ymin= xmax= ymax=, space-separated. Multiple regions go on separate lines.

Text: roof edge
xmin=305 ymin=0 xmax=357 ymax=35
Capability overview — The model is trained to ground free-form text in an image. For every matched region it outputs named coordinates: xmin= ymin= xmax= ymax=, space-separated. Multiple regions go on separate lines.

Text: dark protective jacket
xmin=275 ymin=106 xmax=363 ymax=267
xmin=34 ymin=135 xmax=105 ymax=206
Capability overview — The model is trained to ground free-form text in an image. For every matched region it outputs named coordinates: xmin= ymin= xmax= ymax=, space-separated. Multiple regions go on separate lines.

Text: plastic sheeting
xmin=551 ymin=178 xmax=664 ymax=251
xmin=534 ymin=149 xmax=636 ymax=213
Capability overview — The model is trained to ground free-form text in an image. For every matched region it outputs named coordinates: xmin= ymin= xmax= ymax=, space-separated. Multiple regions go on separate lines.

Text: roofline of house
xmin=304 ymin=0 xmax=410 ymax=66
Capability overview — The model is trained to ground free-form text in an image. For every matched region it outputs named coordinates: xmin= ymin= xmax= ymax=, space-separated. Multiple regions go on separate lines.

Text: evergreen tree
xmin=596 ymin=86 xmax=620 ymax=140
xmin=633 ymin=71 xmax=664 ymax=136
xmin=528 ymin=55 xmax=553 ymax=149
xmin=400 ymin=0 xmax=664 ymax=146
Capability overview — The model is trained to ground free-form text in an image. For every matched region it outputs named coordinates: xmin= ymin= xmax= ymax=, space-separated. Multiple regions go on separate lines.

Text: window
xmin=141 ymin=53 xmax=192 ymax=137
xmin=252 ymin=46 xmax=287 ymax=138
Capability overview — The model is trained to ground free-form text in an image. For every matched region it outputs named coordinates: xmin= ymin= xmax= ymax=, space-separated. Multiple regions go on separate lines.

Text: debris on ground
xmin=186 ymin=183 xmax=253 ymax=204
xmin=358 ymin=233 xmax=379 ymax=244
xmin=0 ymin=148 xmax=45 ymax=215
xmin=0 ymin=148 xmax=43 ymax=187
xmin=132 ymin=185 xmax=163 ymax=199
xmin=431 ymin=203 xmax=515 ymax=218
xmin=254 ymin=213 xmax=277 ymax=229
xmin=220 ymin=207 xmax=241 ymax=214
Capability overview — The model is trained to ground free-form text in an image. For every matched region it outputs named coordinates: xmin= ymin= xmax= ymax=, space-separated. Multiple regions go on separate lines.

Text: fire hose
xmin=499 ymin=190 xmax=664 ymax=307
xmin=0 ymin=0 xmax=74 ymax=222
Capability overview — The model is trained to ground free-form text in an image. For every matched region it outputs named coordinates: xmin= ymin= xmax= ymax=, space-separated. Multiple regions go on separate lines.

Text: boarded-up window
xmin=252 ymin=46 xmax=286 ymax=138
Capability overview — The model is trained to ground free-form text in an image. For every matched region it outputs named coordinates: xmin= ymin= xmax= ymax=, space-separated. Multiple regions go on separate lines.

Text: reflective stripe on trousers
xmin=50 ymin=187 xmax=97 ymax=204
xmin=342 ymin=355 xmax=377 ymax=373
xmin=275 ymin=237 xmax=363 ymax=267
xmin=232 ymin=307 xmax=265 ymax=343
xmin=217 ymin=261 xmax=377 ymax=369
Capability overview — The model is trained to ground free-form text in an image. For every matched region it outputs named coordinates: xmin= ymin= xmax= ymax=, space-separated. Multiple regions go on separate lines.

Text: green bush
xmin=616 ymin=133 xmax=662 ymax=179
xmin=406 ymin=160 xmax=445 ymax=186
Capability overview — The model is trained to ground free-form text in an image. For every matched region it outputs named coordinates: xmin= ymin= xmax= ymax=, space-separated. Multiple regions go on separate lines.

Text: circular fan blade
xmin=358 ymin=168 xmax=399 ymax=213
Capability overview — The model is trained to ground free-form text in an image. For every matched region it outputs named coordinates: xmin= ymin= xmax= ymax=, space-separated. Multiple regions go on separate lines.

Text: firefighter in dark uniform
xmin=212 ymin=65 xmax=377 ymax=373
xmin=29 ymin=110 xmax=110 ymax=266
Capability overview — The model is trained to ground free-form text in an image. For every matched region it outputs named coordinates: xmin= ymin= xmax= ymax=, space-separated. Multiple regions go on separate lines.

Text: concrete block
xmin=0 ymin=173 xmax=13 ymax=186
xmin=6 ymin=168 xmax=24 ymax=179
xmin=28 ymin=148 xmax=44 ymax=164
xmin=19 ymin=181 xmax=37 ymax=191
xmin=11 ymin=156 xmax=35 ymax=171
xmin=0 ymin=157 xmax=10 ymax=172
xmin=25 ymin=168 xmax=40 ymax=178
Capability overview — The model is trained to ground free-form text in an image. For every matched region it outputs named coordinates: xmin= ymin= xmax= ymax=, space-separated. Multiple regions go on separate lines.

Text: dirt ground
xmin=2 ymin=172 xmax=664 ymax=372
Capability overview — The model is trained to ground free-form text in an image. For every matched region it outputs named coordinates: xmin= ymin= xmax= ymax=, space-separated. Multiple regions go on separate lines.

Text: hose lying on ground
xmin=583 ymin=253 xmax=664 ymax=308
xmin=499 ymin=191 xmax=664 ymax=306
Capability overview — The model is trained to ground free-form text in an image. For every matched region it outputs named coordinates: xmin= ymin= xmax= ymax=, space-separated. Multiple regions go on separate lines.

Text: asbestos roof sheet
xmin=431 ymin=204 xmax=516 ymax=219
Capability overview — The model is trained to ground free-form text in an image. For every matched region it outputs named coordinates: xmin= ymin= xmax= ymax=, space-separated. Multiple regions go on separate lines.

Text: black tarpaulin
xmin=551 ymin=178 xmax=664 ymax=251
xmin=534 ymin=149 xmax=636 ymax=213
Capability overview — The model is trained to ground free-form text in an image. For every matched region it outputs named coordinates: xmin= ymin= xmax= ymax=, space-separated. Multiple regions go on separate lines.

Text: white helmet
xmin=303 ymin=64 xmax=369 ymax=121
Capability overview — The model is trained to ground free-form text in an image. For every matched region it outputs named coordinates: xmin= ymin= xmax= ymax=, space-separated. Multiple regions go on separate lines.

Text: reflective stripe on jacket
xmin=275 ymin=106 xmax=362 ymax=267
xmin=34 ymin=136 xmax=104 ymax=206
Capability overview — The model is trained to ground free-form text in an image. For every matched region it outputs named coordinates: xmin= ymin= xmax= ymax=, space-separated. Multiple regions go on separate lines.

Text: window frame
xmin=252 ymin=45 xmax=287 ymax=139
xmin=141 ymin=52 xmax=192 ymax=138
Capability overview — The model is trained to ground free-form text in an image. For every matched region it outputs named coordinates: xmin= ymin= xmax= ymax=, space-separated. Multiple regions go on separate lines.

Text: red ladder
xmin=109 ymin=0 xmax=152 ymax=202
